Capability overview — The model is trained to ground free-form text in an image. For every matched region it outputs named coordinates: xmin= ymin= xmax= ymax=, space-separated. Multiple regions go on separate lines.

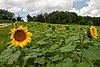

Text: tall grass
xmin=0 ymin=25 xmax=13 ymax=53
xmin=0 ymin=20 xmax=13 ymax=23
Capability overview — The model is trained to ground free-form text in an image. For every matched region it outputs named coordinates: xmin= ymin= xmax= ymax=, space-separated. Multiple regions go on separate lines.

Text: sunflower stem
xmin=17 ymin=46 xmax=22 ymax=67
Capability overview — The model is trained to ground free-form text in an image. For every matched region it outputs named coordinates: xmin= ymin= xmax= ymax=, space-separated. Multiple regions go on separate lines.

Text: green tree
xmin=0 ymin=16 xmax=3 ymax=19
xmin=36 ymin=14 xmax=45 ymax=22
xmin=0 ymin=9 xmax=14 ymax=20
xmin=27 ymin=14 xmax=33 ymax=22
xmin=17 ymin=15 xmax=22 ymax=21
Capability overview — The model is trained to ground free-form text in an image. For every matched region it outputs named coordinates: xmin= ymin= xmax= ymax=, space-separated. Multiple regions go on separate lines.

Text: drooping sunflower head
xmin=90 ymin=26 xmax=98 ymax=39
xmin=13 ymin=22 xmax=18 ymax=28
xmin=10 ymin=26 xmax=32 ymax=48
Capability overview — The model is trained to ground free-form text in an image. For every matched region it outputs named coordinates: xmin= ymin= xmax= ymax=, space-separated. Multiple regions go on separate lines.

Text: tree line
xmin=0 ymin=9 xmax=24 ymax=22
xmin=27 ymin=11 xmax=100 ymax=26
xmin=0 ymin=9 xmax=14 ymax=20
xmin=0 ymin=9 xmax=100 ymax=26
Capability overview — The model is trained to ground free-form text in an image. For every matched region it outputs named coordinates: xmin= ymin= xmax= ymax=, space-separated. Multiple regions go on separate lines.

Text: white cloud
xmin=24 ymin=0 xmax=74 ymax=13
xmin=0 ymin=0 xmax=75 ymax=21
xmin=0 ymin=0 xmax=100 ymax=18
xmin=75 ymin=0 xmax=100 ymax=17
xmin=0 ymin=0 xmax=74 ymax=14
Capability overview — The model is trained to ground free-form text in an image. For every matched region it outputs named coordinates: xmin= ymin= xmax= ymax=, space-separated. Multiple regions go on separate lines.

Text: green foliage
xmin=17 ymin=15 xmax=23 ymax=21
xmin=36 ymin=14 xmax=45 ymax=22
xmin=61 ymin=19 xmax=66 ymax=24
xmin=0 ymin=20 xmax=13 ymax=23
xmin=55 ymin=58 xmax=74 ymax=67
xmin=0 ymin=25 xmax=13 ymax=53
xmin=81 ymin=46 xmax=100 ymax=60
xmin=78 ymin=62 xmax=90 ymax=67
xmin=29 ymin=11 xmax=100 ymax=26
xmin=59 ymin=42 xmax=76 ymax=52
xmin=27 ymin=14 xmax=33 ymax=22
xmin=0 ymin=16 xmax=3 ymax=19
xmin=0 ymin=46 xmax=21 ymax=65
xmin=0 ymin=22 xmax=100 ymax=67
xmin=0 ymin=9 xmax=14 ymax=20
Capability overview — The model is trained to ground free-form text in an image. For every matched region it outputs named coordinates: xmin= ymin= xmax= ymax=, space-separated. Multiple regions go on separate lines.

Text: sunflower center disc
xmin=14 ymin=30 xmax=26 ymax=42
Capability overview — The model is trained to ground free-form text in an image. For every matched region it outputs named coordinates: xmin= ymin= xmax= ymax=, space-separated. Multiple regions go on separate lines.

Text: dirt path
xmin=0 ymin=23 xmax=12 ymax=28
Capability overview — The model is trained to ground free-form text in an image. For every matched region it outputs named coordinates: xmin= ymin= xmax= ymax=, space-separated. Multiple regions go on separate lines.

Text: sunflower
xmin=10 ymin=26 xmax=32 ymax=48
xmin=90 ymin=26 xmax=98 ymax=39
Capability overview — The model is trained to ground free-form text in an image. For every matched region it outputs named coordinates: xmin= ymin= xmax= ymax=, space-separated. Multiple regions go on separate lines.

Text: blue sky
xmin=0 ymin=0 xmax=100 ymax=21
xmin=73 ymin=0 xmax=89 ymax=10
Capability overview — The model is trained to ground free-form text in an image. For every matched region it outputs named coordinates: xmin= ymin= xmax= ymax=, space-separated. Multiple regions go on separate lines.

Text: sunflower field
xmin=0 ymin=22 xmax=100 ymax=67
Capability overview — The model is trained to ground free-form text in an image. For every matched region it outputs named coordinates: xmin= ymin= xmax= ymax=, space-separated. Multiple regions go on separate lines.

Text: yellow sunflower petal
xmin=27 ymin=32 xmax=32 ymax=36
xmin=10 ymin=26 xmax=32 ymax=48
xmin=11 ymin=28 xmax=16 ymax=33
xmin=90 ymin=26 xmax=98 ymax=39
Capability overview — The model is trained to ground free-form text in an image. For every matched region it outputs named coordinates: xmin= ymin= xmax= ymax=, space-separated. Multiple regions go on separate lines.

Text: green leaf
xmin=49 ymin=54 xmax=63 ymax=62
xmin=69 ymin=36 xmax=79 ymax=41
xmin=25 ymin=48 xmax=43 ymax=58
xmin=48 ymin=44 xmax=59 ymax=52
xmin=81 ymin=46 xmax=100 ymax=61
xmin=62 ymin=58 xmax=73 ymax=67
xmin=46 ymin=62 xmax=54 ymax=67
xmin=36 ymin=40 xmax=46 ymax=44
xmin=34 ymin=57 xmax=45 ymax=64
xmin=84 ymin=38 xmax=90 ymax=44
xmin=45 ymin=33 xmax=52 ymax=37
xmin=55 ymin=63 xmax=62 ymax=67
xmin=0 ymin=49 xmax=11 ymax=59
xmin=78 ymin=62 xmax=90 ymax=67
xmin=28 ymin=65 xmax=36 ymax=67
xmin=55 ymin=58 xmax=74 ymax=67
xmin=60 ymin=42 xmax=76 ymax=52
xmin=8 ymin=50 xmax=21 ymax=64
xmin=23 ymin=56 xmax=32 ymax=66
xmin=26 ymin=48 xmax=42 ymax=53
xmin=0 ymin=48 xmax=12 ymax=63
xmin=23 ymin=48 xmax=43 ymax=66
xmin=23 ymin=52 xmax=43 ymax=66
